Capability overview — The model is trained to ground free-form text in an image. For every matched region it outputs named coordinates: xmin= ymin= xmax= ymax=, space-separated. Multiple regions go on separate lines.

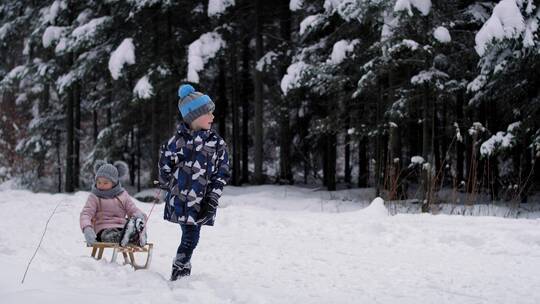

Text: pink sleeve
xmin=122 ymin=192 xmax=146 ymax=219
xmin=80 ymin=194 xmax=98 ymax=231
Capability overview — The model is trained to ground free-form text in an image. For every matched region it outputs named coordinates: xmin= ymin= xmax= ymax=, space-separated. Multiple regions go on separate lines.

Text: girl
xmin=80 ymin=160 xmax=147 ymax=247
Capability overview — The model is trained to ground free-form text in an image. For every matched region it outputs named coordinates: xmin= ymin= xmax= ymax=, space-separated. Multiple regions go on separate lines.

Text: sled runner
xmin=88 ymin=242 xmax=153 ymax=270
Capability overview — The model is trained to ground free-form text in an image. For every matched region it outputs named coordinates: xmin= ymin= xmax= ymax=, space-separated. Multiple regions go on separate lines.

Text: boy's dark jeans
xmin=175 ymin=224 xmax=202 ymax=265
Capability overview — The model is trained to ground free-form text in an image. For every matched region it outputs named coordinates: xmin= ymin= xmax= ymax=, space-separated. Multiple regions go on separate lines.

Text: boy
xmin=158 ymin=84 xmax=230 ymax=281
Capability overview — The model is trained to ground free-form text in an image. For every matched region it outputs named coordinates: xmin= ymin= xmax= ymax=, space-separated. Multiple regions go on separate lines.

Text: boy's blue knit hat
xmin=177 ymin=84 xmax=215 ymax=124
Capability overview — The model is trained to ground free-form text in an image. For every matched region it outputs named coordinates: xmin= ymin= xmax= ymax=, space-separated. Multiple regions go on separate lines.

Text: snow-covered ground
xmin=1 ymin=185 xmax=540 ymax=304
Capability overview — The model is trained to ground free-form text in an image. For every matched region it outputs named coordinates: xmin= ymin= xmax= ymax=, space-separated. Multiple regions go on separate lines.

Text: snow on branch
xmin=353 ymin=70 xmax=376 ymax=98
xmin=208 ymin=0 xmax=235 ymax=17
xmin=51 ymin=16 xmax=112 ymax=54
xmin=480 ymin=126 xmax=517 ymax=157
xmin=133 ymin=75 xmax=154 ymax=99
xmin=387 ymin=39 xmax=420 ymax=54
xmin=411 ymin=68 xmax=449 ymax=85
xmin=468 ymin=122 xmax=486 ymax=137
xmin=256 ymin=51 xmax=278 ymax=72
xmin=281 ymin=61 xmax=309 ymax=95
xmin=394 ymin=0 xmax=432 ymax=16
xmin=0 ymin=23 xmax=13 ymax=41
xmin=127 ymin=0 xmax=164 ymax=10
xmin=534 ymin=130 xmax=540 ymax=157
xmin=467 ymin=75 xmax=487 ymax=93
xmin=42 ymin=26 xmax=66 ymax=48
xmin=408 ymin=156 xmax=425 ymax=168
xmin=290 ymin=0 xmax=303 ymax=11
xmin=323 ymin=0 xmax=363 ymax=22
xmin=42 ymin=0 xmax=66 ymax=24
xmin=109 ymin=38 xmax=136 ymax=80
xmin=187 ymin=31 xmax=225 ymax=83
xmin=327 ymin=39 xmax=359 ymax=64
xmin=433 ymin=26 xmax=451 ymax=43
xmin=299 ymin=14 xmax=326 ymax=36
xmin=453 ymin=122 xmax=463 ymax=143
xmin=0 ymin=65 xmax=27 ymax=89
xmin=411 ymin=156 xmax=425 ymax=164
xmin=475 ymin=0 xmax=525 ymax=56
xmin=71 ymin=16 xmax=111 ymax=43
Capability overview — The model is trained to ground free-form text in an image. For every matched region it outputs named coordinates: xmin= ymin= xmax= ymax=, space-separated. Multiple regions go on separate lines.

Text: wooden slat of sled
xmin=88 ymin=242 xmax=153 ymax=270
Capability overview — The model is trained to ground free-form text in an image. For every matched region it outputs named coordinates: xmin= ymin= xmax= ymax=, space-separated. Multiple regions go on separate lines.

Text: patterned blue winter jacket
xmin=159 ymin=123 xmax=230 ymax=226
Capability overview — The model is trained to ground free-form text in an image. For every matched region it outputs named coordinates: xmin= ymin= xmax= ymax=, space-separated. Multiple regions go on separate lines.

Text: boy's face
xmin=96 ymin=177 xmax=114 ymax=190
xmin=190 ymin=112 xmax=214 ymax=131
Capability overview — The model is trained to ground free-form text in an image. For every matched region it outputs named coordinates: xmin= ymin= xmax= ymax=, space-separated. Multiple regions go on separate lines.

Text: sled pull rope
xmin=21 ymin=200 xmax=64 ymax=284
xmin=140 ymin=184 xmax=162 ymax=237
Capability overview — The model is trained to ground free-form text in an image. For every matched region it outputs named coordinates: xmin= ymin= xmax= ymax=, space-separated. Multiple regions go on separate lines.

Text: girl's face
xmin=96 ymin=177 xmax=113 ymax=190
xmin=190 ymin=112 xmax=214 ymax=131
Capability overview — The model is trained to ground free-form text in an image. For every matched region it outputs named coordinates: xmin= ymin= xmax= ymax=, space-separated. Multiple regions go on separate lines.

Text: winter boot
xmin=119 ymin=218 xmax=136 ymax=247
xmin=170 ymin=261 xmax=191 ymax=281
xmin=119 ymin=217 xmax=147 ymax=247
xmin=134 ymin=217 xmax=147 ymax=246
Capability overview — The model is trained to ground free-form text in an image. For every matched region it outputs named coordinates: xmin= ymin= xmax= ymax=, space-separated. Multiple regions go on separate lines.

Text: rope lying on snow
xmin=21 ymin=200 xmax=64 ymax=284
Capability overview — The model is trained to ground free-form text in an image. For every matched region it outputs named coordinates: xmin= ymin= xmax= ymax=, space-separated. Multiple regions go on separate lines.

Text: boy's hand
xmin=199 ymin=197 xmax=218 ymax=223
xmin=83 ymin=227 xmax=97 ymax=246
xmin=154 ymin=179 xmax=172 ymax=190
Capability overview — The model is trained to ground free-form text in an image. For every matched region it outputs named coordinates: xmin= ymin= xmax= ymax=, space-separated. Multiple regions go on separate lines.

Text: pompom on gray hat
xmin=93 ymin=160 xmax=129 ymax=184
xmin=177 ymin=84 xmax=215 ymax=124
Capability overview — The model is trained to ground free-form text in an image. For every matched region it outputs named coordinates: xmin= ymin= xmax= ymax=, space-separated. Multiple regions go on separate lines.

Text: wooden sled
xmin=88 ymin=242 xmax=154 ymax=270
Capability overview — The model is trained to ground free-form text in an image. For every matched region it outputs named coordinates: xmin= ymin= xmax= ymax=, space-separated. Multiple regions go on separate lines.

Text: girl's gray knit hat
xmin=177 ymin=84 xmax=215 ymax=124
xmin=94 ymin=160 xmax=129 ymax=184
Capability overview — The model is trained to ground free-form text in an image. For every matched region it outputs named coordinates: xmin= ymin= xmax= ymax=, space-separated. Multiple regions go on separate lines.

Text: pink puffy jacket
xmin=80 ymin=191 xmax=146 ymax=233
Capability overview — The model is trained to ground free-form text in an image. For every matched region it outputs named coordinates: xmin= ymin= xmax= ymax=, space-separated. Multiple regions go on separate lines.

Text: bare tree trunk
xmin=73 ymin=81 xmax=80 ymax=189
xmin=421 ymin=83 xmax=432 ymax=211
xmin=137 ymin=126 xmax=141 ymax=192
xmin=465 ymin=130 xmax=474 ymax=193
xmin=358 ymin=135 xmax=368 ymax=187
xmin=93 ymin=110 xmax=98 ymax=145
xmin=150 ymin=15 xmax=161 ymax=186
xmin=388 ymin=124 xmax=401 ymax=199
xmin=375 ymin=82 xmax=383 ymax=196
xmin=534 ymin=154 xmax=540 ymax=194
xmin=241 ymin=38 xmax=250 ymax=184
xmin=440 ymin=98 xmax=449 ymax=182
xmin=169 ymin=89 xmax=174 ymax=133
xmin=456 ymin=90 xmax=465 ymax=184
xmin=216 ymin=60 xmax=228 ymax=140
xmin=56 ymin=130 xmax=62 ymax=192
xmin=231 ymin=41 xmax=241 ymax=186
xmin=167 ymin=10 xmax=175 ymax=133
xmin=150 ymin=92 xmax=159 ymax=185
xmin=253 ymin=0 xmax=264 ymax=184
xmin=327 ymin=133 xmax=337 ymax=191
xmin=344 ymin=115 xmax=351 ymax=186
xmin=278 ymin=0 xmax=292 ymax=184
xmin=322 ymin=132 xmax=337 ymax=191
xmin=107 ymin=108 xmax=112 ymax=126
xmin=387 ymin=72 xmax=401 ymax=198
xmin=36 ymin=83 xmax=50 ymax=178
xmin=65 ymin=85 xmax=74 ymax=193
xmin=129 ymin=129 xmax=136 ymax=186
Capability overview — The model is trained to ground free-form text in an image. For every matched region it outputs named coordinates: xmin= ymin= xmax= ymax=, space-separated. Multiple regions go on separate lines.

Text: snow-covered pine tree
xmin=284 ymin=0 xmax=390 ymax=190
xmin=471 ymin=0 xmax=540 ymax=201
xmin=0 ymin=0 xmax=64 ymax=190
